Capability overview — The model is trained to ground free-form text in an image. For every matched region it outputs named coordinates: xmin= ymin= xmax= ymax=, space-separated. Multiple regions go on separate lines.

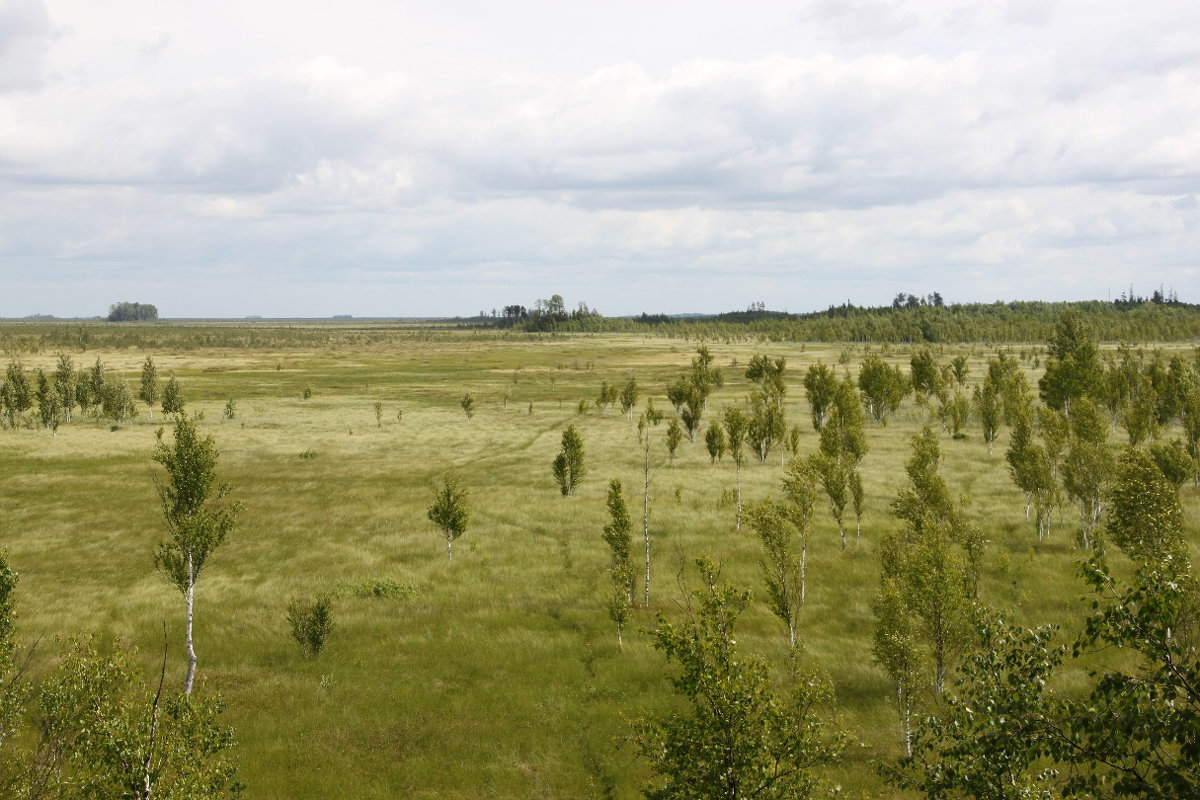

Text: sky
xmin=1 ymin=0 xmax=1198 ymax=318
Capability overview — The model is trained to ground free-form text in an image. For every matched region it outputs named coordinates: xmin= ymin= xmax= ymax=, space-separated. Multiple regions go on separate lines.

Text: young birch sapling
xmin=152 ymin=417 xmax=240 ymax=695
xmin=427 ymin=473 xmax=469 ymax=561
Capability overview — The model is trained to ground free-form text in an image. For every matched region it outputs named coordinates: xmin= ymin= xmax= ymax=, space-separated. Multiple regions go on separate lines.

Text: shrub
xmin=287 ymin=595 xmax=334 ymax=656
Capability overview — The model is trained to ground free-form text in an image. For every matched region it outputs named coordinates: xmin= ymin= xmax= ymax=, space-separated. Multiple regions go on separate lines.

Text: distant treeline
xmin=2 ymin=295 xmax=1197 ymax=353
xmin=492 ymin=296 xmax=1200 ymax=344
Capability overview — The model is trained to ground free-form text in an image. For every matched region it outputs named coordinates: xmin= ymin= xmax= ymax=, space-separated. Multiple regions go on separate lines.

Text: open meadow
xmin=1 ymin=324 xmax=1197 ymax=798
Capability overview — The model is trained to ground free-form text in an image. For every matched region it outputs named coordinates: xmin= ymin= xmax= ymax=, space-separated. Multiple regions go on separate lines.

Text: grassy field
xmin=1 ymin=330 xmax=1196 ymax=798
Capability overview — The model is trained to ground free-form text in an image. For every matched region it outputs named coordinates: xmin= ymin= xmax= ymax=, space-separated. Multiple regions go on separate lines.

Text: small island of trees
xmin=106 ymin=302 xmax=159 ymax=322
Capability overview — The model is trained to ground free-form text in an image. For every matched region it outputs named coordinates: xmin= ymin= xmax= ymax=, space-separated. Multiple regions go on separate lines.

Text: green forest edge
xmin=4 ymin=293 xmax=1200 ymax=353
xmin=0 ymin=307 xmax=1199 ymax=798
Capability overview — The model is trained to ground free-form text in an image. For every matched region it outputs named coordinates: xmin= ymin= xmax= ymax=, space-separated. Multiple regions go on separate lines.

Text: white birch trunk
xmin=184 ymin=554 xmax=197 ymax=695
xmin=643 ymin=446 xmax=652 ymax=608
xmin=735 ymin=462 xmax=742 ymax=531
xmin=800 ymin=540 xmax=807 ymax=605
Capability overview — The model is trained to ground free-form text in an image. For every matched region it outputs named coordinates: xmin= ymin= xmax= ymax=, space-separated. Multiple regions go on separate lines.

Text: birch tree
xmin=810 ymin=377 xmax=868 ymax=549
xmin=140 ymin=356 xmax=159 ymax=420
xmin=973 ymin=373 xmax=1002 ymax=454
xmin=803 ymin=363 xmax=837 ymax=431
xmin=1061 ymin=398 xmax=1113 ymax=550
xmin=428 ymin=472 xmax=469 ymax=561
xmin=637 ymin=413 xmax=657 ymax=607
xmin=722 ymin=407 xmax=748 ymax=530
xmin=602 ymin=479 xmax=635 ymax=646
xmin=161 ymin=377 xmax=184 ymax=416
xmin=552 ymin=425 xmax=586 ymax=496
xmin=153 ymin=417 xmax=240 ymax=695
xmin=633 ymin=558 xmax=844 ymax=800
xmin=858 ymin=354 xmax=909 ymax=424
xmin=665 ymin=417 xmax=683 ymax=466
xmin=747 ymin=502 xmax=804 ymax=647
xmin=54 ymin=354 xmax=77 ymax=423
xmin=619 ymin=376 xmax=640 ymax=419
xmin=704 ymin=423 xmax=725 ymax=463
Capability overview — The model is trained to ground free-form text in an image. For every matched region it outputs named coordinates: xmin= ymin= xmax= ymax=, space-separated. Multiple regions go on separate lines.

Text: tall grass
xmin=0 ymin=332 xmax=1195 ymax=798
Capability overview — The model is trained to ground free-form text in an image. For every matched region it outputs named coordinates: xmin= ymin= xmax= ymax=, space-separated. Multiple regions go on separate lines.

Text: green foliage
xmin=668 ymin=346 xmax=723 ymax=443
xmin=35 ymin=369 xmax=62 ymax=432
xmin=1106 ymin=447 xmax=1186 ymax=567
xmin=1039 ymin=308 xmax=1103 ymax=412
xmin=0 ymin=552 xmax=14 ymax=657
xmin=140 ymin=356 xmax=159 ymax=417
xmin=335 ymin=578 xmax=416 ymax=599
xmin=950 ymin=354 xmax=969 ymax=386
xmin=601 ymin=480 xmax=634 ymax=646
xmin=882 ymin=619 xmax=1063 ymax=798
xmin=552 ymin=425 xmax=586 ymax=496
xmin=1182 ymin=383 xmax=1200 ymax=470
xmin=858 ymin=354 xmax=909 ymax=424
xmin=223 ymin=398 xmax=237 ymax=421
xmin=153 ymin=418 xmax=239 ymax=593
xmin=891 ymin=557 xmax=1200 ymax=800
xmin=643 ymin=397 xmax=664 ymax=426
xmin=940 ymin=389 xmax=970 ymax=438
xmin=596 ymin=380 xmax=618 ymax=413
xmin=2 ymin=360 xmax=33 ymax=422
xmin=427 ymin=472 xmax=469 ymax=559
xmin=704 ymin=423 xmax=726 ymax=462
xmin=748 ymin=388 xmax=786 ymax=463
xmin=161 ymin=376 xmax=185 ymax=416
xmin=633 ymin=558 xmax=844 ymax=800
xmin=1057 ymin=559 xmax=1200 ymax=798
xmin=802 ymin=362 xmax=838 ymax=431
xmin=106 ymin=301 xmax=159 ymax=322
xmin=665 ymin=417 xmax=683 ymax=466
xmin=748 ymin=498 xmax=806 ymax=646
xmin=619 ymin=376 xmax=639 ymax=418
xmin=880 ymin=428 xmax=978 ymax=702
xmin=34 ymin=636 xmax=240 ymax=799
xmin=910 ymin=349 xmax=940 ymax=395
xmin=722 ymin=407 xmax=748 ymax=467
xmin=1150 ymin=438 xmax=1195 ymax=488
xmin=1061 ymin=398 xmax=1114 ymax=550
xmin=153 ymin=416 xmax=240 ymax=694
xmin=810 ymin=376 xmax=868 ymax=548
xmin=973 ymin=373 xmax=1002 ymax=453
xmin=54 ymin=353 xmax=76 ymax=422
xmin=288 ymin=595 xmax=335 ymax=656
xmin=459 ymin=393 xmax=475 ymax=421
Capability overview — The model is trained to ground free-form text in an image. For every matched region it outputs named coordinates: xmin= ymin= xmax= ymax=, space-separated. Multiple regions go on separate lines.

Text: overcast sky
xmin=1 ymin=0 xmax=1197 ymax=318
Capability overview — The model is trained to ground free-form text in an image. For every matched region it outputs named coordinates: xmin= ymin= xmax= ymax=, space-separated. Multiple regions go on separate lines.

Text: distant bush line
xmin=497 ymin=299 xmax=1200 ymax=344
xmin=2 ymin=298 xmax=1198 ymax=352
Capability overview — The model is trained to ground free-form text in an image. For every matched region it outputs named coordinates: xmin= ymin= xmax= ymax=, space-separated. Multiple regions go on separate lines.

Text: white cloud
xmin=0 ymin=0 xmax=56 ymax=91
xmin=0 ymin=0 xmax=1197 ymax=316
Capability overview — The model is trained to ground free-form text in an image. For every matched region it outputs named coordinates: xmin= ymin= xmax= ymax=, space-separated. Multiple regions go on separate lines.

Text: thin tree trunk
xmin=800 ymin=539 xmax=807 ymax=605
xmin=447 ymin=532 xmax=453 ymax=561
xmin=901 ymin=685 xmax=912 ymax=757
xmin=735 ymin=462 xmax=742 ymax=531
xmin=184 ymin=556 xmax=196 ymax=695
xmin=643 ymin=445 xmax=652 ymax=608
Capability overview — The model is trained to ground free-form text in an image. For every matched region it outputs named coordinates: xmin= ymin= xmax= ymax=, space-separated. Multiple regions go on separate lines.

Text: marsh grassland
xmin=1 ymin=327 xmax=1196 ymax=798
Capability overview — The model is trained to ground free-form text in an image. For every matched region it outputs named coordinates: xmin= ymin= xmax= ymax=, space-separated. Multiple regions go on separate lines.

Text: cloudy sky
xmin=1 ymin=0 xmax=1197 ymax=318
